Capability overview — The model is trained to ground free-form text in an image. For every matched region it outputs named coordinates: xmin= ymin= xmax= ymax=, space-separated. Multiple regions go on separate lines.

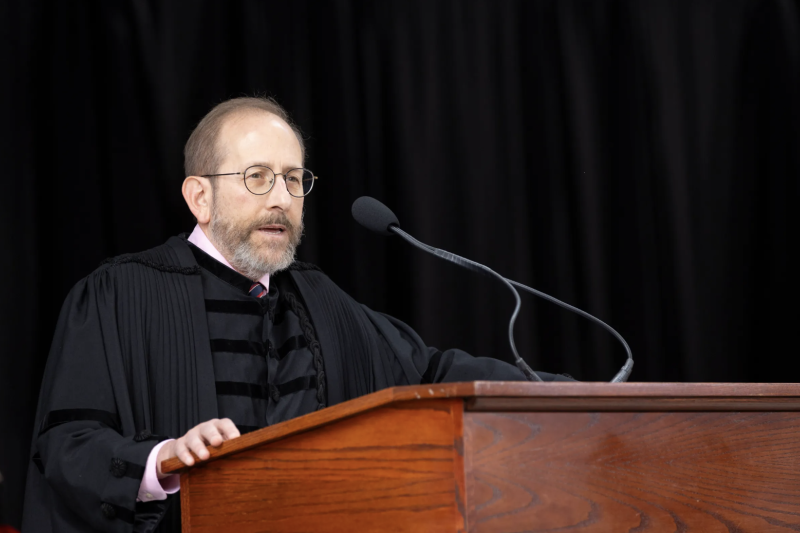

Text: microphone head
xmin=351 ymin=196 xmax=400 ymax=236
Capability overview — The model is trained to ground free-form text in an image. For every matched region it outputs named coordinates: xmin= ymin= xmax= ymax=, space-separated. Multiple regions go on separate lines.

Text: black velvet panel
xmin=121 ymin=462 xmax=146 ymax=481
xmin=276 ymin=375 xmax=318 ymax=397
xmin=196 ymin=252 xmax=328 ymax=431
xmin=209 ymin=339 xmax=269 ymax=356
xmin=272 ymin=310 xmax=286 ymax=326
xmin=215 ymin=381 xmax=268 ymax=399
xmin=204 ymin=299 xmax=264 ymax=316
xmin=274 ymin=335 xmax=308 ymax=359
xmin=214 ymin=376 xmax=318 ymax=400
xmin=39 ymin=408 xmax=120 ymax=436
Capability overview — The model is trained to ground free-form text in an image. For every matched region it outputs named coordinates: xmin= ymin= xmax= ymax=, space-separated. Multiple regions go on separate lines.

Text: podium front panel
xmin=464 ymin=411 xmax=800 ymax=532
xmin=180 ymin=399 xmax=467 ymax=533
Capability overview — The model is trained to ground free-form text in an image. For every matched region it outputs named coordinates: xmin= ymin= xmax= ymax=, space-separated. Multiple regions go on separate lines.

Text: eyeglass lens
xmin=244 ymin=166 xmax=314 ymax=197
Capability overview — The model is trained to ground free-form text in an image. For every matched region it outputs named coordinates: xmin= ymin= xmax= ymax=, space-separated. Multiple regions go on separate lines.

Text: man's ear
xmin=182 ymin=176 xmax=213 ymax=225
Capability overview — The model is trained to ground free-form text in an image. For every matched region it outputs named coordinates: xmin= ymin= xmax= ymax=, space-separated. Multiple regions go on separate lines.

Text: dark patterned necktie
xmin=249 ymin=282 xmax=268 ymax=298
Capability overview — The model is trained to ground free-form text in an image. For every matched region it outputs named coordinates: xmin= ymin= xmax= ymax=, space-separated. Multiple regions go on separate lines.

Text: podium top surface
xmin=162 ymin=381 xmax=800 ymax=474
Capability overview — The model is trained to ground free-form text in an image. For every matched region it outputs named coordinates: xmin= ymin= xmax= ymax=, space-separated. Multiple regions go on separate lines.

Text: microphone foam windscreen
xmin=351 ymin=196 xmax=400 ymax=235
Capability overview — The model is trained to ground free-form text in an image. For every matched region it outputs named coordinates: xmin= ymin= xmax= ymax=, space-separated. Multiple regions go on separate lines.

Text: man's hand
xmin=156 ymin=418 xmax=240 ymax=478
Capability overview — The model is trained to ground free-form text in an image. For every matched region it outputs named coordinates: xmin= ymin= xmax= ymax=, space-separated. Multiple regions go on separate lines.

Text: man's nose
xmin=266 ymin=175 xmax=294 ymax=210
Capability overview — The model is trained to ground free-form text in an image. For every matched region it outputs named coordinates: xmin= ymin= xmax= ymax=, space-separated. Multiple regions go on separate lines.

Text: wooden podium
xmin=163 ymin=382 xmax=800 ymax=532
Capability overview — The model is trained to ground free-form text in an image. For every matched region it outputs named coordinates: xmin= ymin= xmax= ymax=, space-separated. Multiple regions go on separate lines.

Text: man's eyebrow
xmin=247 ymin=161 xmax=303 ymax=172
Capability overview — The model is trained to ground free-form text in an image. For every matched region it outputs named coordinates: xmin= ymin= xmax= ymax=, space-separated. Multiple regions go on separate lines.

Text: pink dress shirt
xmin=137 ymin=225 xmax=270 ymax=501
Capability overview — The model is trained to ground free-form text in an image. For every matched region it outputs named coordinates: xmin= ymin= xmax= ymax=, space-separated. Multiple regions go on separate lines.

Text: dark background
xmin=2 ymin=0 xmax=799 ymax=528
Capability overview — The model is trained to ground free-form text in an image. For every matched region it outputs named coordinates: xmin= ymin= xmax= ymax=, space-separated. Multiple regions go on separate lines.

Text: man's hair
xmin=184 ymin=96 xmax=305 ymax=177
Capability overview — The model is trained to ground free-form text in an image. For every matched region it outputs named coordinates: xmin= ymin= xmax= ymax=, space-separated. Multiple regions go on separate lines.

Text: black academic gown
xmin=23 ymin=236 xmax=565 ymax=533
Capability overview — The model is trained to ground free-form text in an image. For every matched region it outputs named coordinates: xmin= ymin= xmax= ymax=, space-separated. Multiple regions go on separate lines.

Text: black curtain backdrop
xmin=2 ymin=0 xmax=799 ymax=527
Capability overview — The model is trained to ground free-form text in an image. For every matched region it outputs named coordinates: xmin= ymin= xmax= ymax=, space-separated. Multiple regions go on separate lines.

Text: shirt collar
xmin=187 ymin=224 xmax=270 ymax=290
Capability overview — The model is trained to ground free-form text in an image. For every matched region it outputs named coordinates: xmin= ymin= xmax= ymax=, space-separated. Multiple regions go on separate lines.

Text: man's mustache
xmin=245 ymin=213 xmax=304 ymax=246
xmin=247 ymin=213 xmax=298 ymax=233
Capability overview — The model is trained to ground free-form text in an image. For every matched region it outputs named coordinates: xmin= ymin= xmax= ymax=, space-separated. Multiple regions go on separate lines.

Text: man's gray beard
xmin=209 ymin=207 xmax=303 ymax=281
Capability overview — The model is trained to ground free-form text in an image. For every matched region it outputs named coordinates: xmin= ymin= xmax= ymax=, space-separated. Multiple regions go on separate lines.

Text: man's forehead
xmin=218 ymin=111 xmax=302 ymax=162
xmin=221 ymin=110 xmax=292 ymax=137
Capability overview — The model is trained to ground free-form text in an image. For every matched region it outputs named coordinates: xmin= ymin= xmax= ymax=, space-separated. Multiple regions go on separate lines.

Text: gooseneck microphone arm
xmin=351 ymin=196 xmax=634 ymax=383
xmin=390 ymin=226 xmax=543 ymax=382
xmin=391 ymin=226 xmax=633 ymax=382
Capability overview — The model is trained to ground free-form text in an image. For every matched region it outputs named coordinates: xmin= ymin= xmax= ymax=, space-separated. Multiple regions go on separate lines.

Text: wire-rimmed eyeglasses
xmin=201 ymin=165 xmax=318 ymax=197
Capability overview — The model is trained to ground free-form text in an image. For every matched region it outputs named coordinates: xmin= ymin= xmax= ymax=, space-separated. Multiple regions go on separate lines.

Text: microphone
xmin=351 ymin=196 xmax=634 ymax=383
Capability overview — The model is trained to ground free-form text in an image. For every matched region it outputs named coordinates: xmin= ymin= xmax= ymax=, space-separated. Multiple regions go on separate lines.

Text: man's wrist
xmin=138 ymin=439 xmax=180 ymax=502
xmin=155 ymin=439 xmax=173 ymax=479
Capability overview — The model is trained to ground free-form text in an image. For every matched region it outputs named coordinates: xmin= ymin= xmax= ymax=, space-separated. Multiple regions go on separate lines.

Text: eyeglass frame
xmin=200 ymin=165 xmax=318 ymax=198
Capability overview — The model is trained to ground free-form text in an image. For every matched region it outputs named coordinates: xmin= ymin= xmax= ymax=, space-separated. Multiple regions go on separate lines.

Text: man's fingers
xmin=172 ymin=419 xmax=241 ymax=469
xmin=186 ymin=435 xmax=210 ymax=461
xmin=216 ymin=418 xmax=240 ymax=441
xmin=199 ymin=423 xmax=224 ymax=447
xmin=173 ymin=439 xmax=195 ymax=466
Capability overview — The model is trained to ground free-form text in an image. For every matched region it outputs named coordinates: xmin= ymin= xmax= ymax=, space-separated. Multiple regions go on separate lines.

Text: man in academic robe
xmin=22 ymin=97 xmax=570 ymax=533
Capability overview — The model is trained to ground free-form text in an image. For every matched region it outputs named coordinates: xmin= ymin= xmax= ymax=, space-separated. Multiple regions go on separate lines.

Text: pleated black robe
xmin=22 ymin=236 xmax=567 ymax=533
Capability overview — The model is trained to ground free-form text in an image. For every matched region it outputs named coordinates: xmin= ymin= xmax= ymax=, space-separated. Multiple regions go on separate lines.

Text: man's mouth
xmin=258 ymin=225 xmax=286 ymax=235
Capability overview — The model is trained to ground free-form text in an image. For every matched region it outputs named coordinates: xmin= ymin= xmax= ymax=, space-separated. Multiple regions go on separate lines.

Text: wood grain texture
xmin=181 ymin=399 xmax=466 ymax=533
xmin=180 ymin=475 xmax=191 ymax=533
xmin=466 ymin=397 xmax=800 ymax=412
xmin=164 ymin=383 xmax=800 ymax=475
xmin=465 ymin=411 xmax=800 ymax=532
